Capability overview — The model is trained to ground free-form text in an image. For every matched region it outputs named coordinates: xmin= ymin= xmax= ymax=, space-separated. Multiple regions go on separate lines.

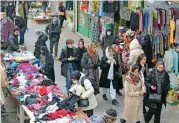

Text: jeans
xmin=50 ymin=38 xmax=59 ymax=57
xmin=66 ymin=63 xmax=73 ymax=91
xmin=20 ymin=27 xmax=26 ymax=44
xmin=66 ymin=0 xmax=73 ymax=10
xmin=102 ymin=80 xmax=116 ymax=100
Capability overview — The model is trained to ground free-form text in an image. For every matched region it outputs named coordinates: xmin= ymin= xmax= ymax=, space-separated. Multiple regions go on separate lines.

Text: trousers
xmin=19 ymin=27 xmax=26 ymax=45
xmin=102 ymin=80 xmax=116 ymax=100
xmin=50 ymin=38 xmax=59 ymax=57
xmin=66 ymin=63 xmax=73 ymax=91
xmin=145 ymin=103 xmax=163 ymax=123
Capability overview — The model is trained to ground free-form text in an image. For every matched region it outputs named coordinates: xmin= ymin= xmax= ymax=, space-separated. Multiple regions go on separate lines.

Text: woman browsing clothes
xmin=144 ymin=61 xmax=170 ymax=123
xmin=120 ymin=65 xmax=146 ymax=123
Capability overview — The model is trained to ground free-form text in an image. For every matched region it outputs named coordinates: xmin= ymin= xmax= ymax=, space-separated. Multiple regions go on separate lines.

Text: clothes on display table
xmin=0 ymin=17 xmax=15 ymax=44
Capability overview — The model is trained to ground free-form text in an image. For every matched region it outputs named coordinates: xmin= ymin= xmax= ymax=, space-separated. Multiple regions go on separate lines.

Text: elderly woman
xmin=0 ymin=52 xmax=8 ymax=116
xmin=120 ymin=65 xmax=146 ymax=123
xmin=144 ymin=61 xmax=170 ymax=123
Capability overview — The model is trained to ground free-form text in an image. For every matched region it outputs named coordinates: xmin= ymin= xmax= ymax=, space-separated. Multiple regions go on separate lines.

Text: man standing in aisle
xmin=11 ymin=14 xmax=26 ymax=45
xmin=45 ymin=17 xmax=61 ymax=59
xmin=6 ymin=1 xmax=16 ymax=18
xmin=18 ymin=0 xmax=28 ymax=30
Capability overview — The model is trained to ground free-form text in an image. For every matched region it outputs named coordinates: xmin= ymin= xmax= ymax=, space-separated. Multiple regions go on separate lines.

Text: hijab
xmin=88 ymin=44 xmax=97 ymax=64
xmin=40 ymin=46 xmax=54 ymax=67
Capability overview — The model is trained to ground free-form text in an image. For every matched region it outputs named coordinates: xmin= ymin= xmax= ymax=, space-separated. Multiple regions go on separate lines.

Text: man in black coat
xmin=45 ymin=17 xmax=61 ymax=59
xmin=11 ymin=15 xmax=26 ymax=45
xmin=6 ymin=2 xmax=16 ymax=18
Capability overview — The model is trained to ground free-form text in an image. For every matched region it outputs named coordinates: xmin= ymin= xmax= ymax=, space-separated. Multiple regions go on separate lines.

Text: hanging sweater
xmin=174 ymin=19 xmax=179 ymax=44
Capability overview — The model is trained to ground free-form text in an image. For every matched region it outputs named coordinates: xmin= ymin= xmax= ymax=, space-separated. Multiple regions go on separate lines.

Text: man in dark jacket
xmin=100 ymin=24 xmax=117 ymax=54
xmin=6 ymin=2 xmax=16 ymax=18
xmin=60 ymin=39 xmax=78 ymax=91
xmin=45 ymin=17 xmax=61 ymax=59
xmin=8 ymin=27 xmax=20 ymax=53
xmin=12 ymin=14 xmax=26 ymax=45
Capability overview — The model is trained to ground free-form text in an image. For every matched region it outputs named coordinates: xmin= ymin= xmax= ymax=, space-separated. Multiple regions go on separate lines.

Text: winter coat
xmin=69 ymin=73 xmax=97 ymax=111
xmin=60 ymin=46 xmax=78 ymax=77
xmin=0 ymin=63 xmax=8 ymax=105
xmin=45 ymin=23 xmax=61 ymax=41
xmin=100 ymin=29 xmax=117 ymax=52
xmin=141 ymin=34 xmax=153 ymax=68
xmin=7 ymin=33 xmax=19 ymax=53
xmin=14 ymin=16 xmax=26 ymax=30
xmin=34 ymin=33 xmax=48 ymax=59
xmin=76 ymin=47 xmax=87 ymax=71
xmin=6 ymin=4 xmax=16 ymax=17
xmin=127 ymin=39 xmax=144 ymax=67
xmin=136 ymin=62 xmax=149 ymax=78
xmin=18 ymin=3 xmax=28 ymax=18
xmin=123 ymin=76 xmax=145 ymax=121
xmin=145 ymin=69 xmax=170 ymax=108
xmin=81 ymin=52 xmax=100 ymax=87
xmin=99 ymin=56 xmax=119 ymax=89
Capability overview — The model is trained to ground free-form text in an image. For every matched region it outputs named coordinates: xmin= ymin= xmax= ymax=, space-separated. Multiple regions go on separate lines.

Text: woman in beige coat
xmin=0 ymin=52 xmax=8 ymax=115
xmin=69 ymin=70 xmax=97 ymax=117
xmin=120 ymin=65 xmax=146 ymax=123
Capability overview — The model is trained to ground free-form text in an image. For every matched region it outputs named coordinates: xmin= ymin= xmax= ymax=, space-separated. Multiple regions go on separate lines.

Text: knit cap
xmin=70 ymin=70 xmax=81 ymax=80
xmin=104 ymin=108 xmax=117 ymax=120
xmin=35 ymin=29 xmax=43 ymax=36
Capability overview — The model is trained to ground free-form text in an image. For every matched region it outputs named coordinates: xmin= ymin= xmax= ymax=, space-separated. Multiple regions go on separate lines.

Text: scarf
xmin=88 ymin=44 xmax=97 ymax=64
xmin=106 ymin=47 xmax=116 ymax=80
xmin=126 ymin=72 xmax=140 ymax=85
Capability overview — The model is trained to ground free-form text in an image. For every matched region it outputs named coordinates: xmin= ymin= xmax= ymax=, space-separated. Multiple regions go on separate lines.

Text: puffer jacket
xmin=127 ymin=39 xmax=144 ymax=67
xmin=69 ymin=73 xmax=97 ymax=111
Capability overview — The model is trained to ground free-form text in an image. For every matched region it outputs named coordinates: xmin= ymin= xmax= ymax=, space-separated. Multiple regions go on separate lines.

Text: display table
xmin=34 ymin=18 xmax=50 ymax=23
xmin=46 ymin=13 xmax=59 ymax=18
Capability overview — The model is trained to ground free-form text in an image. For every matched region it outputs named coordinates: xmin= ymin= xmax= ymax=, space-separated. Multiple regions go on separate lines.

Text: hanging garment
xmin=130 ymin=12 xmax=139 ymax=31
xmin=113 ymin=22 xmax=120 ymax=37
xmin=90 ymin=0 xmax=100 ymax=12
xmin=99 ymin=0 xmax=107 ymax=16
xmin=103 ymin=1 xmax=114 ymax=13
xmin=114 ymin=11 xmax=120 ymax=23
xmin=153 ymin=9 xmax=158 ymax=28
xmin=143 ymin=10 xmax=149 ymax=30
xmin=170 ymin=19 xmax=176 ymax=45
xmin=0 ymin=17 xmax=15 ymax=44
xmin=174 ymin=19 xmax=179 ymax=44
xmin=166 ymin=9 xmax=172 ymax=25
xmin=120 ymin=6 xmax=132 ymax=21
xmin=128 ymin=0 xmax=142 ymax=10
xmin=137 ymin=10 xmax=143 ymax=33
xmin=91 ymin=18 xmax=99 ymax=42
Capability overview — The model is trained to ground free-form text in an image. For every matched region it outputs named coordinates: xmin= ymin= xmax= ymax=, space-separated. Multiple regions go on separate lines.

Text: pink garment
xmin=28 ymin=104 xmax=41 ymax=111
xmin=46 ymin=85 xmax=55 ymax=94
xmin=137 ymin=10 xmax=143 ymax=33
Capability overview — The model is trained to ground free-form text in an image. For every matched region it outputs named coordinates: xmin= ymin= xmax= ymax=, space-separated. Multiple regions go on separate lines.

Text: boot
xmin=120 ymin=118 xmax=126 ymax=123
xmin=112 ymin=99 xmax=119 ymax=106
xmin=102 ymin=94 xmax=108 ymax=100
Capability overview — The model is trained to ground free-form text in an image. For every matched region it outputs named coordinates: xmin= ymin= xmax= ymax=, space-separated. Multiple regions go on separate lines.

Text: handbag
xmin=149 ymin=93 xmax=162 ymax=103
xmin=77 ymin=98 xmax=89 ymax=107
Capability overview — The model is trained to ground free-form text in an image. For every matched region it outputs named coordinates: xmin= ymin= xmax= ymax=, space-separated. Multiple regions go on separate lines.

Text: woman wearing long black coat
xmin=99 ymin=46 xmax=119 ymax=106
xmin=34 ymin=30 xmax=48 ymax=59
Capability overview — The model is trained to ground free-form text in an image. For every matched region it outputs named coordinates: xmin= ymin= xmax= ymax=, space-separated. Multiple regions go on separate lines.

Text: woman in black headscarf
xmin=144 ymin=61 xmax=170 ymax=123
xmin=33 ymin=46 xmax=55 ymax=81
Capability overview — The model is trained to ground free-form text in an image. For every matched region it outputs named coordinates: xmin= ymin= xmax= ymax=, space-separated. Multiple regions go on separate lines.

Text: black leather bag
xmin=77 ymin=99 xmax=89 ymax=107
xmin=149 ymin=93 xmax=162 ymax=103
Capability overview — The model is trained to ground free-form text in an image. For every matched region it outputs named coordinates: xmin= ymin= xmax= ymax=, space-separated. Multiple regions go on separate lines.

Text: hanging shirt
xmin=170 ymin=19 xmax=176 ymax=45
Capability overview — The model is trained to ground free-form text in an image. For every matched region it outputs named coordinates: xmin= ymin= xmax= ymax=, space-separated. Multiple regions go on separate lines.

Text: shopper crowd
xmin=1 ymin=1 xmax=171 ymax=123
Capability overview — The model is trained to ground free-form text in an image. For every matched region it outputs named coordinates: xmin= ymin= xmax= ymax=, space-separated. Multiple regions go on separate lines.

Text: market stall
xmin=4 ymin=51 xmax=88 ymax=123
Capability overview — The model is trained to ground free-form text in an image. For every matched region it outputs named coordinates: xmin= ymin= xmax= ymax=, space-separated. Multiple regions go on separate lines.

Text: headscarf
xmin=105 ymin=47 xmax=116 ymax=80
xmin=127 ymin=72 xmax=140 ymax=85
xmin=88 ymin=43 xmax=97 ymax=64
xmin=40 ymin=46 xmax=54 ymax=67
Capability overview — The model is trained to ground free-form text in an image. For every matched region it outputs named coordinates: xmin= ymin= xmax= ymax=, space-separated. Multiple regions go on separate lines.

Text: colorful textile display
xmin=0 ymin=17 xmax=15 ymax=45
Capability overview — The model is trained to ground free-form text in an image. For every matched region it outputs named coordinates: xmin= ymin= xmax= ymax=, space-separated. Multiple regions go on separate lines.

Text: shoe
xmin=112 ymin=99 xmax=119 ymax=106
xmin=117 ymin=91 xmax=122 ymax=96
xmin=136 ymin=121 xmax=140 ymax=123
xmin=54 ymin=56 xmax=59 ymax=60
xmin=120 ymin=118 xmax=126 ymax=123
xmin=102 ymin=94 xmax=108 ymax=100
